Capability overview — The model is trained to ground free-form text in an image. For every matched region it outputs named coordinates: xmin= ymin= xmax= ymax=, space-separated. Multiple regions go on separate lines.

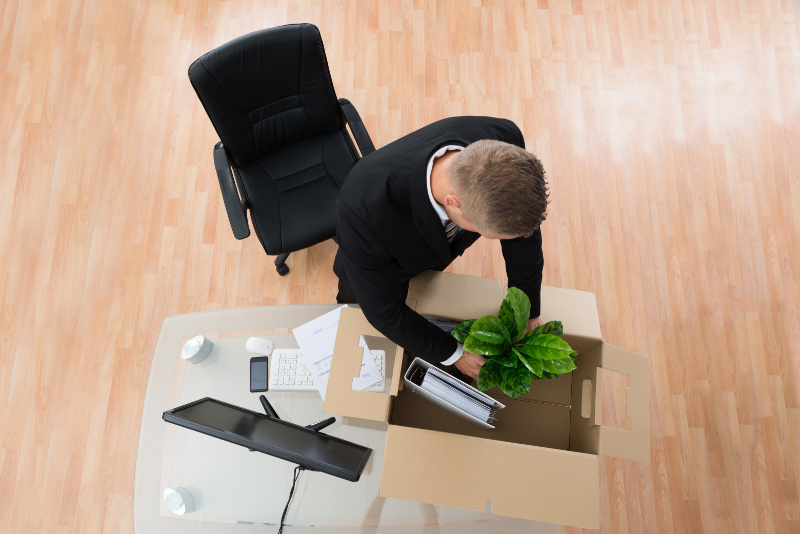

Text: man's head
xmin=444 ymin=139 xmax=548 ymax=239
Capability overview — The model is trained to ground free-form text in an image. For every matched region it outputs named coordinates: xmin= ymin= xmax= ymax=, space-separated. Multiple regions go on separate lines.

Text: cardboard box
xmin=324 ymin=271 xmax=649 ymax=529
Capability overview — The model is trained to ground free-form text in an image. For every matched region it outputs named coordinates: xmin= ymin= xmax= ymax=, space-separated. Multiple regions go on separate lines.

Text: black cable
xmin=278 ymin=466 xmax=304 ymax=533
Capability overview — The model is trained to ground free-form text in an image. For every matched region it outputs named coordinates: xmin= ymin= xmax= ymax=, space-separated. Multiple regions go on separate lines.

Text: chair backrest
xmin=188 ymin=24 xmax=341 ymax=167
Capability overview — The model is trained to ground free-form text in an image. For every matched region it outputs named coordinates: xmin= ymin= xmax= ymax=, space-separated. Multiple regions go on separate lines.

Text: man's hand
xmin=524 ymin=316 xmax=543 ymax=335
xmin=454 ymin=351 xmax=485 ymax=379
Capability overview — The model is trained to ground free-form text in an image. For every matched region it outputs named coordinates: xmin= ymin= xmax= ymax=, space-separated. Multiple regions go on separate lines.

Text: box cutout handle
xmin=581 ymin=379 xmax=593 ymax=419
xmin=584 ymin=367 xmax=633 ymax=430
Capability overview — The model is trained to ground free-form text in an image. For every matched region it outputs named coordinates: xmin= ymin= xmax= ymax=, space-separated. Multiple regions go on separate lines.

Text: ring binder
xmin=422 ymin=373 xmax=494 ymax=422
xmin=404 ymin=357 xmax=505 ymax=428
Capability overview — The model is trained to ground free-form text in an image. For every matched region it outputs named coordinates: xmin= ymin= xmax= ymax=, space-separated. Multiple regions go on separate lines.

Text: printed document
xmin=291 ymin=306 xmax=383 ymax=400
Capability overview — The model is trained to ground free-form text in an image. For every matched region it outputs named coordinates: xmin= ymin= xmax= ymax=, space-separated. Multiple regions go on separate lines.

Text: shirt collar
xmin=426 ymin=145 xmax=464 ymax=224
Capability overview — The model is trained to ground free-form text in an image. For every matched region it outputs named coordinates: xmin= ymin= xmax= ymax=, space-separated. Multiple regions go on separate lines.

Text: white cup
xmin=163 ymin=487 xmax=196 ymax=515
xmin=181 ymin=335 xmax=212 ymax=364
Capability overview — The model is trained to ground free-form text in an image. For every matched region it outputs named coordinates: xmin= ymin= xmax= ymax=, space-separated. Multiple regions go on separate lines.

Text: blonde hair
xmin=449 ymin=140 xmax=548 ymax=237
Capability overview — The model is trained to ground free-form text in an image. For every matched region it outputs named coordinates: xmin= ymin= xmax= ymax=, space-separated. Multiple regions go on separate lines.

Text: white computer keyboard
xmin=268 ymin=348 xmax=386 ymax=393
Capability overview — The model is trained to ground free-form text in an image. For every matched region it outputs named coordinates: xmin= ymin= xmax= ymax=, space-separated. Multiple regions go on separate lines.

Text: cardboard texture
xmin=488 ymin=370 xmax=573 ymax=406
xmin=404 ymin=270 xmax=506 ymax=320
xmin=595 ymin=344 xmax=650 ymax=463
xmin=390 ymin=386 xmax=571 ymax=450
xmin=324 ymin=307 xmax=404 ymax=422
xmin=327 ymin=271 xmax=650 ymax=529
xmin=380 ymin=425 xmax=600 ymax=528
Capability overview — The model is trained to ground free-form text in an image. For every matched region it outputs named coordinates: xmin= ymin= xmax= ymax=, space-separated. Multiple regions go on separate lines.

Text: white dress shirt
xmin=425 ymin=145 xmax=465 ymax=366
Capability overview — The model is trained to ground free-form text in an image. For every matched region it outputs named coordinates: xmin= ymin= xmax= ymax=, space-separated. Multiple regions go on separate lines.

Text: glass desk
xmin=134 ymin=305 xmax=561 ymax=533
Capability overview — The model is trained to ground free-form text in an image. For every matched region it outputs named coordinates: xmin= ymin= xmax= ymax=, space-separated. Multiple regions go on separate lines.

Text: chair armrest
xmin=338 ymin=98 xmax=376 ymax=157
xmin=213 ymin=142 xmax=250 ymax=240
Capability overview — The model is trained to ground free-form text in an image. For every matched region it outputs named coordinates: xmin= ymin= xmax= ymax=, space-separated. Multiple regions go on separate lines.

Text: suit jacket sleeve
xmin=500 ymin=123 xmax=544 ymax=318
xmin=336 ymin=200 xmax=459 ymax=363
xmin=501 ymin=229 xmax=544 ymax=317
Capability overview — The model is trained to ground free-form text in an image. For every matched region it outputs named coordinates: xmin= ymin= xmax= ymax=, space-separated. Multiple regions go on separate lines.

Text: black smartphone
xmin=250 ymin=356 xmax=269 ymax=392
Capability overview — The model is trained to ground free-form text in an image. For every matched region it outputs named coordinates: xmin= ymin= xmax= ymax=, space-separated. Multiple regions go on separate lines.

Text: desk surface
xmin=134 ymin=305 xmax=560 ymax=533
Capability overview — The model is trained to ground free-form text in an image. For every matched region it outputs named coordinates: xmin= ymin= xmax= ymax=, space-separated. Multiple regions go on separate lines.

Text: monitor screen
xmin=163 ymin=398 xmax=372 ymax=482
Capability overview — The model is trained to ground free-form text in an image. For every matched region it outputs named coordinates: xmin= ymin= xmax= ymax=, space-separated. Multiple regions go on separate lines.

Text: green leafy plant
xmin=452 ymin=288 xmax=578 ymax=398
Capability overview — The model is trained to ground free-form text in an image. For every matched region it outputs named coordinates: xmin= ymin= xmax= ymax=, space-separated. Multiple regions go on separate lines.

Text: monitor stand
xmin=247 ymin=395 xmax=336 ymax=459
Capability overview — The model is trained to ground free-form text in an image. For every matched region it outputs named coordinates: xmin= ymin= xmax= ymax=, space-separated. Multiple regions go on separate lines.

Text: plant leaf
xmin=514 ymin=348 xmax=543 ymax=377
xmin=499 ymin=311 xmax=518 ymax=343
xmin=499 ymin=365 xmax=531 ymax=398
xmin=534 ymin=371 xmax=559 ymax=380
xmin=468 ymin=316 xmax=508 ymax=347
xmin=464 ymin=336 xmax=507 ymax=356
xmin=515 ymin=334 xmax=575 ymax=360
xmin=529 ymin=320 xmax=564 ymax=338
xmin=498 ymin=287 xmax=530 ymax=341
xmin=518 ymin=322 xmax=568 ymax=346
xmin=541 ymin=357 xmax=576 ymax=375
xmin=452 ymin=319 xmax=476 ymax=343
xmin=541 ymin=359 xmax=558 ymax=374
xmin=476 ymin=360 xmax=502 ymax=391
xmin=550 ymin=357 xmax=577 ymax=374
xmin=495 ymin=352 xmax=519 ymax=368
xmin=519 ymin=373 xmax=531 ymax=395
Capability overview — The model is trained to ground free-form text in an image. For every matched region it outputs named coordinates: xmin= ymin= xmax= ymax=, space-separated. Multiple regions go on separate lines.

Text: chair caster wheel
xmin=276 ymin=263 xmax=290 ymax=276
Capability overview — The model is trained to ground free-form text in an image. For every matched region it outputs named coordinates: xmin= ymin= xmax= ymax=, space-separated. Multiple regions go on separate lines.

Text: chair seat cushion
xmin=237 ymin=128 xmax=358 ymax=255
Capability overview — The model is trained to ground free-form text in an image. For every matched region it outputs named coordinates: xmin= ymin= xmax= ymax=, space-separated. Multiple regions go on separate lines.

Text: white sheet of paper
xmin=291 ymin=305 xmax=348 ymax=401
xmin=351 ymin=335 xmax=383 ymax=391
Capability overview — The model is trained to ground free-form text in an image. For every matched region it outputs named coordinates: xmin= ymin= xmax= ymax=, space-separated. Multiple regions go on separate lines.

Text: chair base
xmin=275 ymin=254 xmax=290 ymax=276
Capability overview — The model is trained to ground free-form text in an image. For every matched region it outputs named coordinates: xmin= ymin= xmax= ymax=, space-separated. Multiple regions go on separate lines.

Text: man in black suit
xmin=333 ymin=116 xmax=548 ymax=379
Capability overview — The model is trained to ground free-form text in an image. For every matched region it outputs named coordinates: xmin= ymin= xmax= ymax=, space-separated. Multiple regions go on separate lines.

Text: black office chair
xmin=189 ymin=24 xmax=375 ymax=275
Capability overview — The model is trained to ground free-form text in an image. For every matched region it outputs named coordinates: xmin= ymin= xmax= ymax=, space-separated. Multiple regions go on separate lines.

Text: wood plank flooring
xmin=1 ymin=1 xmax=798 ymax=532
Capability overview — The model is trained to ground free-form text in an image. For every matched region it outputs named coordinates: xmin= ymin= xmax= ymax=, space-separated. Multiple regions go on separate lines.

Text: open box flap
xmin=406 ymin=271 xmax=506 ymax=320
xmin=379 ymin=425 xmax=600 ymax=529
xmin=324 ymin=308 xmax=400 ymax=422
xmin=571 ymin=342 xmax=650 ymax=463
xmin=540 ymin=285 xmax=602 ymax=341
xmin=597 ymin=343 xmax=650 ymax=463
xmin=407 ymin=271 xmax=602 ymax=342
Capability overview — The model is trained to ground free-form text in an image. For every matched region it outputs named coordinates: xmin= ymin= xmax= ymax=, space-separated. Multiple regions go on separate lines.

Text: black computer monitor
xmin=163 ymin=398 xmax=372 ymax=482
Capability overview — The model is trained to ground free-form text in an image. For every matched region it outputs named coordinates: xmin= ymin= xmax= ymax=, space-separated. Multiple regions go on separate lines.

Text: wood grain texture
xmin=1 ymin=1 xmax=798 ymax=532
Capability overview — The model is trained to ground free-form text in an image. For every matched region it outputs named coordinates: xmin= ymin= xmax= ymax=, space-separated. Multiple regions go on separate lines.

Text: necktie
xmin=444 ymin=219 xmax=459 ymax=243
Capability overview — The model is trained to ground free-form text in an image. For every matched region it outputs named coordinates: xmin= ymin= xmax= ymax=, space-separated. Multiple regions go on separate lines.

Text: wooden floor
xmin=1 ymin=0 xmax=798 ymax=532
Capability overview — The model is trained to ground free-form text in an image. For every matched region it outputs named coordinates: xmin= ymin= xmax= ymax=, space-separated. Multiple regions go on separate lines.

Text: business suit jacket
xmin=334 ymin=116 xmax=544 ymax=363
